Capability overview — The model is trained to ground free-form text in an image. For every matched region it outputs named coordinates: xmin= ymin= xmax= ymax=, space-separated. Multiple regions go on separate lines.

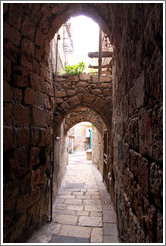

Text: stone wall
xmin=3 ymin=4 xmax=54 ymax=242
xmin=3 ymin=3 xmax=163 ymax=243
xmin=92 ymin=127 xmax=104 ymax=176
xmin=111 ymin=4 xmax=163 ymax=243
xmin=53 ymin=121 xmax=68 ymax=201
xmin=54 ymin=73 xmax=112 ymax=135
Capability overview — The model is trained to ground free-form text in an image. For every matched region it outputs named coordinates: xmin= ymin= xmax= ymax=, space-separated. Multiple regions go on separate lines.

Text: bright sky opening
xmin=67 ymin=15 xmax=99 ymax=70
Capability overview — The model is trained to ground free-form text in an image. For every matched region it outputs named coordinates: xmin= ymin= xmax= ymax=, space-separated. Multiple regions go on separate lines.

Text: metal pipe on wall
xmin=47 ymin=32 xmax=60 ymax=222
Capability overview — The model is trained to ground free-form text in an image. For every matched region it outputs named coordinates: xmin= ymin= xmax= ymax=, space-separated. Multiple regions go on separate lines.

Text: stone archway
xmin=53 ymin=73 xmax=112 ymax=136
xmin=64 ymin=107 xmax=105 ymax=135
xmin=3 ymin=3 xmax=163 ymax=243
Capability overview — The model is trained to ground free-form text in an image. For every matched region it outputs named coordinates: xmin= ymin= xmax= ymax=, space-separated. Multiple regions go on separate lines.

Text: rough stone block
xmin=35 ymin=91 xmax=50 ymax=109
xmin=21 ymin=37 xmax=34 ymax=57
xmin=3 ymin=57 xmax=11 ymax=82
xmin=122 ymin=168 xmax=134 ymax=203
xmin=129 ymin=149 xmax=140 ymax=177
xmin=39 ymin=128 xmax=52 ymax=146
xmin=79 ymin=73 xmax=91 ymax=81
xmin=13 ymin=88 xmax=22 ymax=103
xmin=3 ymin=127 xmax=15 ymax=151
xmin=61 ymin=101 xmax=70 ymax=111
xmin=29 ymin=147 xmax=40 ymax=169
xmin=32 ymin=106 xmax=48 ymax=127
xmin=156 ymin=212 xmax=163 ymax=243
xmin=77 ymin=81 xmax=87 ymax=87
xmin=92 ymin=89 xmax=102 ymax=95
xmin=7 ymin=4 xmax=23 ymax=29
xmin=16 ymin=127 xmax=29 ymax=148
xmin=40 ymin=64 xmax=51 ymax=82
xmin=21 ymin=15 xmax=36 ymax=41
xmin=67 ymin=75 xmax=79 ymax=82
xmin=134 ymin=72 xmax=145 ymax=108
xmin=3 ymin=39 xmax=19 ymax=63
xmin=83 ymin=94 xmax=95 ymax=105
xmin=34 ymin=46 xmax=42 ymax=62
xmin=137 ymin=155 xmax=149 ymax=196
xmin=30 ymin=127 xmax=40 ymax=146
xmin=151 ymin=107 xmax=163 ymax=163
xmin=13 ymin=65 xmax=29 ymax=87
xmin=13 ymin=105 xmax=30 ymax=125
xmin=150 ymin=162 xmax=162 ymax=208
xmin=67 ymin=90 xmax=76 ymax=96
xmin=30 ymin=72 xmax=44 ymax=92
xmin=103 ymin=89 xmax=111 ymax=96
xmin=56 ymin=91 xmax=66 ymax=98
xmin=68 ymin=96 xmax=80 ymax=107
xmin=129 ymin=117 xmax=139 ymax=150
xmin=21 ymin=55 xmax=33 ymax=71
xmin=3 ymin=103 xmax=12 ymax=125
xmin=100 ymin=83 xmax=112 ymax=88
xmin=62 ymin=82 xmax=72 ymax=89
xmin=92 ymin=76 xmax=98 ymax=83
xmin=4 ymin=22 xmax=21 ymax=45
xmin=24 ymin=88 xmax=36 ymax=105
xmin=133 ymin=184 xmax=143 ymax=222
xmin=35 ymin=29 xmax=44 ymax=47
xmin=93 ymin=97 xmax=105 ymax=110
xmin=138 ymin=108 xmax=153 ymax=157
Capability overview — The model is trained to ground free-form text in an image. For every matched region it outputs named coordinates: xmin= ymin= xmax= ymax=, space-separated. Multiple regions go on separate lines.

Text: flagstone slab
xmin=84 ymin=204 xmax=102 ymax=211
xmin=64 ymin=199 xmax=82 ymax=205
xmin=49 ymin=235 xmax=90 ymax=243
xmin=54 ymin=214 xmax=78 ymax=225
xmin=59 ymin=225 xmax=91 ymax=238
xmin=78 ymin=216 xmax=102 ymax=227
xmin=91 ymin=228 xmax=103 ymax=243
xmin=66 ymin=204 xmax=84 ymax=211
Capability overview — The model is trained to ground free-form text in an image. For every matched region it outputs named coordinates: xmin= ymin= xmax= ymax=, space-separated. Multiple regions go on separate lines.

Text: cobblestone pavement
xmin=27 ymin=152 xmax=119 ymax=244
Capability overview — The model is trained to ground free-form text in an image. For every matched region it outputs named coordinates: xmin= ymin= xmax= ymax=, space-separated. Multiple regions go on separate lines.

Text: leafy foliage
xmin=65 ymin=62 xmax=86 ymax=75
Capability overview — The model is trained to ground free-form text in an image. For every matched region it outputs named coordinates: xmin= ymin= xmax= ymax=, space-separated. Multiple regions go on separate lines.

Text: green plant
xmin=65 ymin=61 xmax=86 ymax=75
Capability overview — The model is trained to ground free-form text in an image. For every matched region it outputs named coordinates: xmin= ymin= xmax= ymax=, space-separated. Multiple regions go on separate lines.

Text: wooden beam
xmin=88 ymin=51 xmax=113 ymax=58
xmin=98 ymin=28 xmax=102 ymax=81
xmin=88 ymin=64 xmax=112 ymax=69
xmin=89 ymin=70 xmax=111 ymax=75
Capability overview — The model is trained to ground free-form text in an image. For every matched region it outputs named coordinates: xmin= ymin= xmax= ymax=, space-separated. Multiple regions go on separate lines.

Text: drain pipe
xmin=46 ymin=39 xmax=54 ymax=223
xmin=47 ymin=33 xmax=60 ymax=222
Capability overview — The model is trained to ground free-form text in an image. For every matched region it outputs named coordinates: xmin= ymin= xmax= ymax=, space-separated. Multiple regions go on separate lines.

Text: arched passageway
xmin=64 ymin=107 xmax=105 ymax=134
xmin=3 ymin=2 xmax=163 ymax=243
xmin=53 ymin=73 xmax=112 ymax=136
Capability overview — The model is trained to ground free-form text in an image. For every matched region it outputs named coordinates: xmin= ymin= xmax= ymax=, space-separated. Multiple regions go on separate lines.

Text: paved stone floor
xmin=27 ymin=151 xmax=119 ymax=244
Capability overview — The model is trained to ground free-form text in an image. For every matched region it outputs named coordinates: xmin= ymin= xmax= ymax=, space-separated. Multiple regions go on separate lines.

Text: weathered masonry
xmin=3 ymin=3 xmax=163 ymax=243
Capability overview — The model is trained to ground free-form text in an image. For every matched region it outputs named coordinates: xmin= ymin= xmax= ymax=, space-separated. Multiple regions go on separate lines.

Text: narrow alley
xmin=3 ymin=2 xmax=163 ymax=243
xmin=27 ymin=152 xmax=119 ymax=244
